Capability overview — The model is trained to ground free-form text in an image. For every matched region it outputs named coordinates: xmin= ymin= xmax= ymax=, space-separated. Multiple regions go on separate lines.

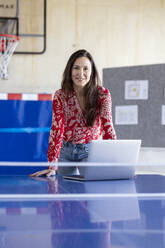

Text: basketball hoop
xmin=0 ymin=34 xmax=20 ymax=80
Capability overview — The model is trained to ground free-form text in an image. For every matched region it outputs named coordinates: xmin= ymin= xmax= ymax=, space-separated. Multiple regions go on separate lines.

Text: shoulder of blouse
xmin=98 ymin=85 xmax=111 ymax=97
xmin=53 ymin=89 xmax=74 ymax=101
xmin=53 ymin=89 xmax=64 ymax=100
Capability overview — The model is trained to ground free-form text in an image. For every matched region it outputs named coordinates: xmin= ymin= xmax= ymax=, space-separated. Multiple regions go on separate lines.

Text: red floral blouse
xmin=47 ymin=86 xmax=117 ymax=163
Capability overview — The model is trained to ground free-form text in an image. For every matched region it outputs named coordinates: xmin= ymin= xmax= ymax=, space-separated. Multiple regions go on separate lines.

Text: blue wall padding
xmin=0 ymin=100 xmax=52 ymax=162
xmin=0 ymin=100 xmax=52 ymax=127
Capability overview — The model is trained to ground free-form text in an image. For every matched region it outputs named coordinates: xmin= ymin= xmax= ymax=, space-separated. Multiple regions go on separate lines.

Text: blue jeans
xmin=58 ymin=141 xmax=91 ymax=175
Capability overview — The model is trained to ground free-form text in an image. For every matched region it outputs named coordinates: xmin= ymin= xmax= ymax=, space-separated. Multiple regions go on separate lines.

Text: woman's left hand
xmin=30 ymin=168 xmax=56 ymax=177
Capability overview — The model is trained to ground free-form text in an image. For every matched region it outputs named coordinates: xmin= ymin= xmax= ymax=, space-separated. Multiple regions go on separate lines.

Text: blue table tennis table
xmin=0 ymin=165 xmax=165 ymax=248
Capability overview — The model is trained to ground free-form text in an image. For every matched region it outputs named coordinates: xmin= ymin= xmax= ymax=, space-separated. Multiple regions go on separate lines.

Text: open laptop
xmin=63 ymin=139 xmax=141 ymax=181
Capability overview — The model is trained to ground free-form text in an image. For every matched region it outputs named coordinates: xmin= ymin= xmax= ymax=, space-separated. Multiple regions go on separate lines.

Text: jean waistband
xmin=63 ymin=140 xmax=90 ymax=148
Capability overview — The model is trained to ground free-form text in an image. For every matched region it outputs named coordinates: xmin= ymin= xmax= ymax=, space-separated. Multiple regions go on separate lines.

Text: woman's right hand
xmin=30 ymin=167 xmax=56 ymax=177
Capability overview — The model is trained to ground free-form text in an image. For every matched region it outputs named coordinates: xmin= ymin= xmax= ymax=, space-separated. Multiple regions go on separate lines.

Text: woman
xmin=31 ymin=49 xmax=117 ymax=177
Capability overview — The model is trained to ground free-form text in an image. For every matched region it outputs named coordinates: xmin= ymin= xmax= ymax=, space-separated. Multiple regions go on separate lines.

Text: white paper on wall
xmin=125 ymin=80 xmax=148 ymax=100
xmin=162 ymin=105 xmax=165 ymax=125
xmin=115 ymin=105 xmax=138 ymax=125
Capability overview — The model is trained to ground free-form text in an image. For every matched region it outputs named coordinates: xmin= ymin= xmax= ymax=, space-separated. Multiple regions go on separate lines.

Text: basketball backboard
xmin=0 ymin=0 xmax=46 ymax=54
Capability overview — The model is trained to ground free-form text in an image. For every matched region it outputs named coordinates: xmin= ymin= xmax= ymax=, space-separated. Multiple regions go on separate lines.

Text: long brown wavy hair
xmin=61 ymin=49 xmax=100 ymax=126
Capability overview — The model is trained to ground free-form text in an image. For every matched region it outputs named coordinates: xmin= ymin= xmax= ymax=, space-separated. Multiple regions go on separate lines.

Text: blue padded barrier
xmin=0 ymin=99 xmax=52 ymax=162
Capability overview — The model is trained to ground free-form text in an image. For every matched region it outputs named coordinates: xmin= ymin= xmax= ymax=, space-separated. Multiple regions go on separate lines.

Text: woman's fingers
xmin=46 ymin=169 xmax=56 ymax=177
xmin=30 ymin=169 xmax=55 ymax=177
xmin=30 ymin=169 xmax=48 ymax=177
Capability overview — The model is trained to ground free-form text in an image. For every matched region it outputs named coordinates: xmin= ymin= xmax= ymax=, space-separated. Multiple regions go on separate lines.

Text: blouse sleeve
xmin=99 ymin=88 xmax=117 ymax=140
xmin=47 ymin=91 xmax=64 ymax=163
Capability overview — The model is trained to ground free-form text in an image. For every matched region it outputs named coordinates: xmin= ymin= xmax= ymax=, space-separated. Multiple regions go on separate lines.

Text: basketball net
xmin=0 ymin=34 xmax=20 ymax=80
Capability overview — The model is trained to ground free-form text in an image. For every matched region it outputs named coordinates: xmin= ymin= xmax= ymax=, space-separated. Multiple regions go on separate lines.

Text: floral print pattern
xmin=47 ymin=86 xmax=117 ymax=163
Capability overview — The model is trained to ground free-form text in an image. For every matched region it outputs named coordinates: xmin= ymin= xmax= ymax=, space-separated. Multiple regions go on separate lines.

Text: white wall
xmin=1 ymin=0 xmax=165 ymax=93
